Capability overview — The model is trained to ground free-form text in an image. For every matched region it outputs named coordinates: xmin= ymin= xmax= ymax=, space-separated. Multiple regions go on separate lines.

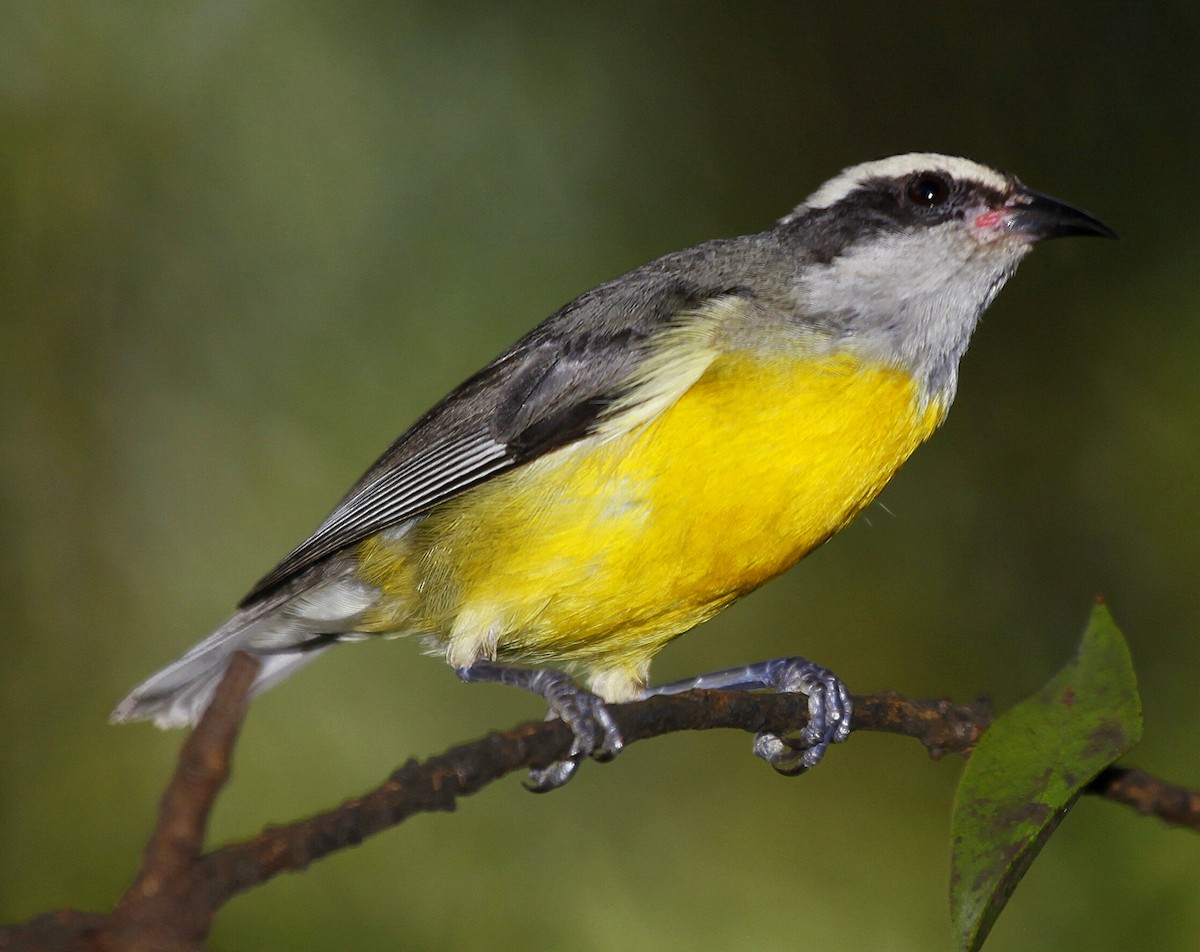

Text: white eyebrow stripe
xmin=801 ymin=153 xmax=1011 ymax=210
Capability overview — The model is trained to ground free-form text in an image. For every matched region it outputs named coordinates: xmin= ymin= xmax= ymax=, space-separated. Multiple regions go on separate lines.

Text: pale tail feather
xmin=111 ymin=576 xmax=378 ymax=729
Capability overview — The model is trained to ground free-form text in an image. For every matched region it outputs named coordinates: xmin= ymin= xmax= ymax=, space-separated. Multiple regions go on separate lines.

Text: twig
xmin=196 ymin=687 xmax=992 ymax=905
xmin=108 ymin=651 xmax=260 ymax=950
xmin=1088 ymin=766 xmax=1200 ymax=829
xmin=1 ymin=659 xmax=1196 ymax=952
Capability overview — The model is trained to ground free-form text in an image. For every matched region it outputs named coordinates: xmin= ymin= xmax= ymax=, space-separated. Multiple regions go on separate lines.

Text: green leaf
xmin=949 ymin=603 xmax=1142 ymax=952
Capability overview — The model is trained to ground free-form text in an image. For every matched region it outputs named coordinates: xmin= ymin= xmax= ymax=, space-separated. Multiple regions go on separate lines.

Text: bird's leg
xmin=646 ymin=657 xmax=853 ymax=775
xmin=455 ymin=662 xmax=623 ymax=792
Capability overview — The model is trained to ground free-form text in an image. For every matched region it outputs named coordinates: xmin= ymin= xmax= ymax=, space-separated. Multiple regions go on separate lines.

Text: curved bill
xmin=1009 ymin=189 xmax=1118 ymax=241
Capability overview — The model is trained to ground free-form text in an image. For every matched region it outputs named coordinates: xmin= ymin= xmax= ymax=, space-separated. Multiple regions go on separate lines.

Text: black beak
xmin=1008 ymin=189 xmax=1118 ymax=241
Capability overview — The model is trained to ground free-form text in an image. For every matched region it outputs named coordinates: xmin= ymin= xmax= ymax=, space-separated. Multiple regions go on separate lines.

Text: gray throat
xmin=790 ymin=228 xmax=1027 ymax=405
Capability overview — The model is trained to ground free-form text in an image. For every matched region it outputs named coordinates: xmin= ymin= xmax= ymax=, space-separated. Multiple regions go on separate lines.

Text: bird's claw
xmin=753 ymin=657 xmax=853 ymax=775
xmin=455 ymin=662 xmax=623 ymax=791
xmin=525 ymin=670 xmax=623 ymax=793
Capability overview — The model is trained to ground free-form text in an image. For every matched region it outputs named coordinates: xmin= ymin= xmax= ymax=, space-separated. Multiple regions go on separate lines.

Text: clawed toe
xmin=528 ymin=677 xmax=624 ymax=791
xmin=526 ymin=758 xmax=581 ymax=793
xmin=647 ymin=654 xmax=853 ymax=776
xmin=753 ymin=730 xmax=827 ymax=776
xmin=455 ymin=662 xmax=625 ymax=791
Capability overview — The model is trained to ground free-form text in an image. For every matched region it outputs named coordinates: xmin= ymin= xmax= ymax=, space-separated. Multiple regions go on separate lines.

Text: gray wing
xmin=241 ymin=252 xmax=761 ymax=607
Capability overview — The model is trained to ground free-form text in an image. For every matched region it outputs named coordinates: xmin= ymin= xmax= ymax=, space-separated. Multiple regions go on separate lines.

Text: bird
xmin=112 ymin=153 xmax=1115 ymax=789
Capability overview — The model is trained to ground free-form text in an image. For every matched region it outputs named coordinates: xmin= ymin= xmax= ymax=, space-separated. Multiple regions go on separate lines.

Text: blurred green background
xmin=2 ymin=3 xmax=1198 ymax=949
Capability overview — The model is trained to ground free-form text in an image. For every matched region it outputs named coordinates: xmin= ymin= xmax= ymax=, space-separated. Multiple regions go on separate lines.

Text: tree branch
xmin=2 ymin=657 xmax=1195 ymax=951
xmin=1088 ymin=766 xmax=1200 ymax=828
xmin=195 ymin=687 xmax=991 ymax=908
xmin=110 ymin=651 xmax=260 ymax=950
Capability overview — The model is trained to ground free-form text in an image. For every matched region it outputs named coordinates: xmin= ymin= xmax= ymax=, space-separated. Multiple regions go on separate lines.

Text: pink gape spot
xmin=973 ymin=209 xmax=1007 ymax=230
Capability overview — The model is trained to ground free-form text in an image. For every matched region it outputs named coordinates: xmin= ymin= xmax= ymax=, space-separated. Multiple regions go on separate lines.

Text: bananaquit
xmin=113 ymin=154 xmax=1115 ymax=789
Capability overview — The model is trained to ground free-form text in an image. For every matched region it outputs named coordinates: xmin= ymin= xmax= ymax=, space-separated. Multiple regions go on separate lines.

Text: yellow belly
xmin=355 ymin=350 xmax=944 ymax=697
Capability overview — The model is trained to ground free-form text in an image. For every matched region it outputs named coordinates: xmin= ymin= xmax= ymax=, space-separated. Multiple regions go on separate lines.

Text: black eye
xmin=906 ymin=173 xmax=951 ymax=207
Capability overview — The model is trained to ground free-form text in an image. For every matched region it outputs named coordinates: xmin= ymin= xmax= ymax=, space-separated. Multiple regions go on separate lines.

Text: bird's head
xmin=782 ymin=153 xmax=1115 ymax=400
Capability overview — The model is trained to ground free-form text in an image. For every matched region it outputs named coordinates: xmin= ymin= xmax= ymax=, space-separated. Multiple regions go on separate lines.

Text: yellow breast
xmin=356 ymin=350 xmax=944 ymax=692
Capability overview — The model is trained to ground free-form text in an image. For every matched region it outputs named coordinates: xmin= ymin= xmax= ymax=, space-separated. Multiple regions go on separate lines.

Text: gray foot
xmin=456 ymin=662 xmax=622 ymax=792
xmin=647 ymin=656 xmax=853 ymax=775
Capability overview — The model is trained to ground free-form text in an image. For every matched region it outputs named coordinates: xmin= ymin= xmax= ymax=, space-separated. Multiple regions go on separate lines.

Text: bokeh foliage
xmin=2 ymin=3 xmax=1199 ymax=949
